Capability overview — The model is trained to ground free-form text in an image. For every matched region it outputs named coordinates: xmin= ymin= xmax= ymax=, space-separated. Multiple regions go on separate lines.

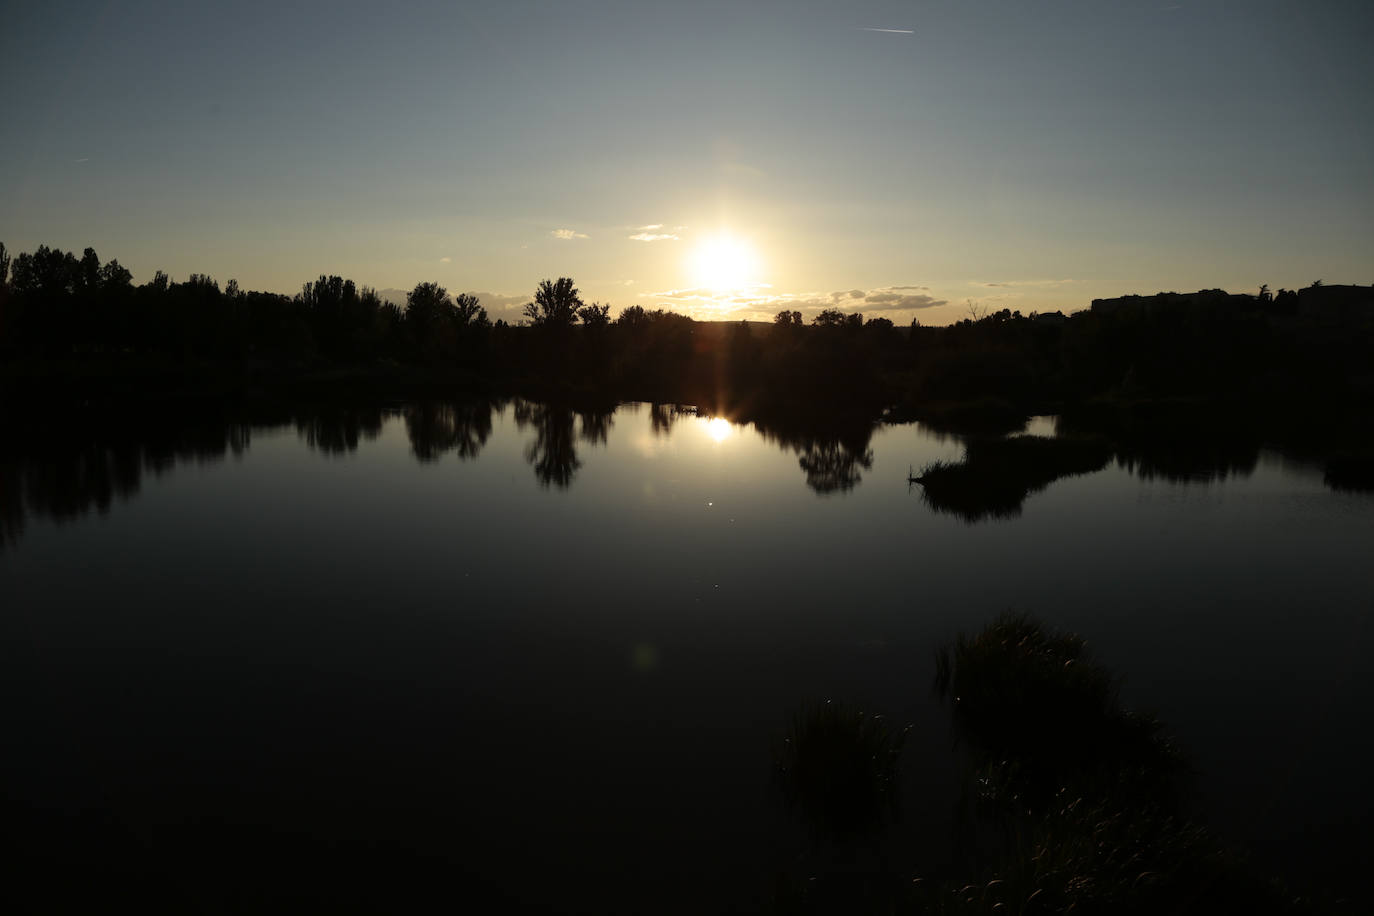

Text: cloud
xmin=551 ymin=228 xmax=588 ymax=240
xmin=973 ymin=278 xmax=1073 ymax=289
xmin=640 ymin=283 xmax=946 ymax=319
xmin=439 ymin=256 xmax=451 ymax=263
xmin=649 ymin=287 xmax=738 ymax=303
xmin=468 ymin=291 xmax=530 ymax=321
xmin=821 ymin=286 xmax=946 ymax=312
xmin=861 ymin=292 xmax=946 ymax=311
xmin=628 ymin=222 xmax=685 ymax=241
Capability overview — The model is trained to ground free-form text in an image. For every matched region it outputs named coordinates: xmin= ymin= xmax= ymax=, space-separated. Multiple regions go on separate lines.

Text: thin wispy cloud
xmin=439 ymin=256 xmax=452 ymax=263
xmin=974 ymin=278 xmax=1074 ymax=289
xmin=628 ymin=222 xmax=684 ymax=241
xmin=857 ymin=27 xmax=914 ymax=34
xmin=551 ymin=228 xmax=588 ymax=240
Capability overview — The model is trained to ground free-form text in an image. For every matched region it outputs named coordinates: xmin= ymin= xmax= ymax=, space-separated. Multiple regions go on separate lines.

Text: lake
xmin=3 ymin=399 xmax=1372 ymax=912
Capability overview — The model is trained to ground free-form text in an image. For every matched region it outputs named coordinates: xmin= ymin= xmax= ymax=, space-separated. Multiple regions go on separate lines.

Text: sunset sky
xmin=3 ymin=0 xmax=1371 ymax=325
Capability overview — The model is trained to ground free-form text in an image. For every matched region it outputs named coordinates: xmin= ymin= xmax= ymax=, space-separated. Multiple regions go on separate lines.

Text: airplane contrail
xmin=858 ymin=28 xmax=915 ymax=34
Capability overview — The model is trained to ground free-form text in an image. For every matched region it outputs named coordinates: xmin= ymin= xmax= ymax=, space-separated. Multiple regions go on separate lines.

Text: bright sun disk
xmin=689 ymin=234 xmax=759 ymax=292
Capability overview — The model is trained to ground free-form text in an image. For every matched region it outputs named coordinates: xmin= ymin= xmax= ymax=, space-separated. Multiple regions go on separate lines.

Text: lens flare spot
xmin=631 ymin=643 xmax=659 ymax=673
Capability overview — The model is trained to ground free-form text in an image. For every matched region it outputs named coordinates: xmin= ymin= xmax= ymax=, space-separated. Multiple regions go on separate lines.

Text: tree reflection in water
xmin=1056 ymin=408 xmax=1260 ymax=485
xmin=751 ymin=413 xmax=877 ymax=495
xmin=514 ymin=399 xmax=582 ymax=489
xmin=0 ymin=408 xmax=268 ymax=552
xmin=404 ymin=399 xmax=501 ymax=463
xmin=577 ymin=406 xmax=615 ymax=446
xmin=795 ymin=437 xmax=875 ymax=494
xmin=648 ymin=402 xmax=685 ymax=438
xmin=296 ymin=406 xmax=386 ymax=456
xmin=913 ymin=436 xmax=1112 ymax=523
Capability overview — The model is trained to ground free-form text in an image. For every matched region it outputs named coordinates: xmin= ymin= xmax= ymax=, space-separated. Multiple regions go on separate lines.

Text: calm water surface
xmin=4 ymin=401 xmax=1372 ymax=911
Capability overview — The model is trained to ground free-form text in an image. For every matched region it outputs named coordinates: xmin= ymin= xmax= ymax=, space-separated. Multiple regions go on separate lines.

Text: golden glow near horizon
xmin=688 ymin=233 xmax=761 ymax=293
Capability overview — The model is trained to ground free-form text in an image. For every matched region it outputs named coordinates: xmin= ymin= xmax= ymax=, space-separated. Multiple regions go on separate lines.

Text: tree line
xmin=2 ymin=241 xmax=1371 ymax=421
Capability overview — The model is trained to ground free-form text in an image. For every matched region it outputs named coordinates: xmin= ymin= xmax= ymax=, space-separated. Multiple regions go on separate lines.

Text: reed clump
xmin=774 ymin=700 xmax=909 ymax=843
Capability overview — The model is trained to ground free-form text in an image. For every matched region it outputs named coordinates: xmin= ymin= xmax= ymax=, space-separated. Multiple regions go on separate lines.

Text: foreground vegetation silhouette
xmin=773 ymin=615 xmax=1343 ymax=915
xmin=775 ymin=701 xmax=908 ymax=843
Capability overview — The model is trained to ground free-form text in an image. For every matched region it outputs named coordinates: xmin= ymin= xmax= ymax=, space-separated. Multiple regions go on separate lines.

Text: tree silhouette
xmin=811 ymin=308 xmax=846 ymax=327
xmin=523 ymin=277 xmax=582 ymax=328
xmin=0 ymin=242 xmax=9 ymax=342
xmin=577 ymin=302 xmax=610 ymax=327
xmin=405 ymin=281 xmax=479 ymax=361
xmin=453 ymin=292 xmax=488 ymax=329
xmin=616 ymin=304 xmax=648 ymax=328
xmin=406 ymin=282 xmax=451 ymax=328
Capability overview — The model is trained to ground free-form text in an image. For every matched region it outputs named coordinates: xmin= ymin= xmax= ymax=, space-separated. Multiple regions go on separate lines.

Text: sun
xmin=689 ymin=233 xmax=760 ymax=292
xmin=705 ymin=416 xmax=733 ymax=442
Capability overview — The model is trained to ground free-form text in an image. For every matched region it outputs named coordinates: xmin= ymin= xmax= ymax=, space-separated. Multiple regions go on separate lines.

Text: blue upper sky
xmin=3 ymin=0 xmax=1370 ymax=323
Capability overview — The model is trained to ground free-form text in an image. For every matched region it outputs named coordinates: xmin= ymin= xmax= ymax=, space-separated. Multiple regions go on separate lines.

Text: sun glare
xmin=706 ymin=417 xmax=733 ymax=442
xmin=689 ymin=233 xmax=760 ymax=292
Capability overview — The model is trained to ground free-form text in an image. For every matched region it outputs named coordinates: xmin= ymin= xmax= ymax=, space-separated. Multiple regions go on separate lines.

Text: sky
xmin=2 ymin=0 xmax=1371 ymax=325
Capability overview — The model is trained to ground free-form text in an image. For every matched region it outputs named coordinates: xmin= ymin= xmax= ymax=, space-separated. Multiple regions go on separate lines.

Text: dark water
xmin=3 ymin=401 xmax=1372 ymax=911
